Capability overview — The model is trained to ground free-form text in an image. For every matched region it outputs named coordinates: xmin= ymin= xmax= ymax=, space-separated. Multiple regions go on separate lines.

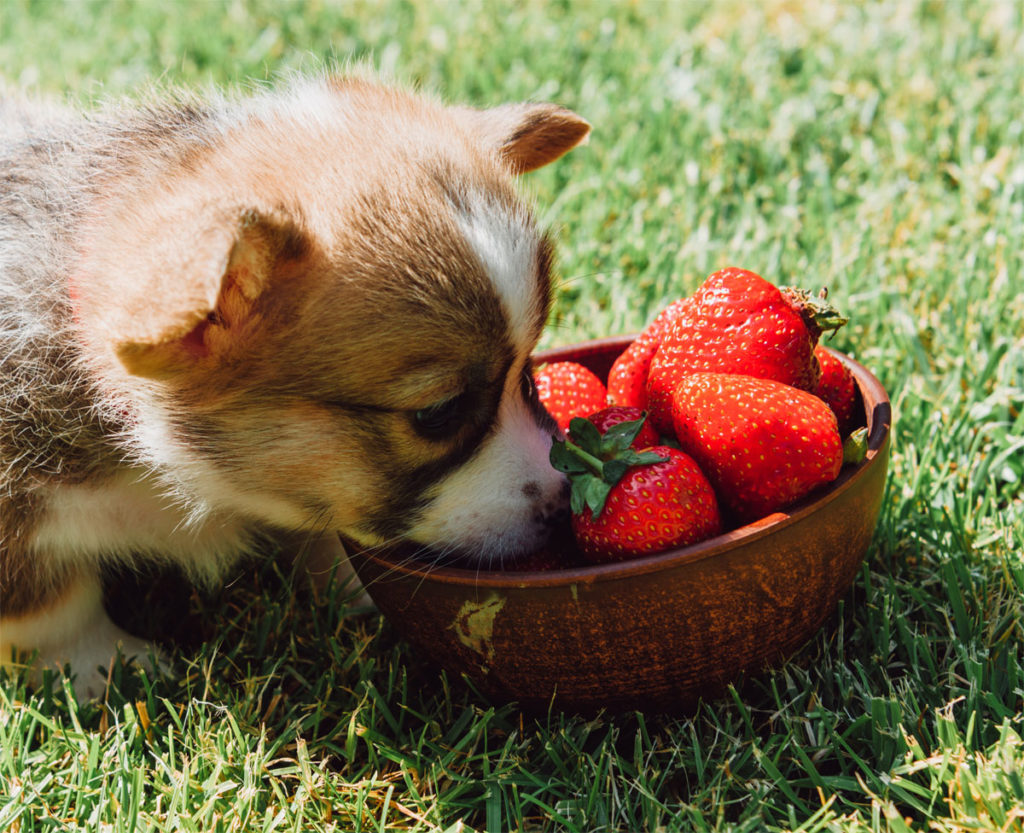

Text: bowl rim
xmin=349 ymin=338 xmax=891 ymax=590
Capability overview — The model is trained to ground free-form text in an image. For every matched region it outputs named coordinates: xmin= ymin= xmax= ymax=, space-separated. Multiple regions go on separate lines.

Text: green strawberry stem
xmin=550 ymin=415 xmax=668 ymax=518
xmin=780 ymin=286 xmax=848 ymax=339
xmin=559 ymin=439 xmax=608 ymax=478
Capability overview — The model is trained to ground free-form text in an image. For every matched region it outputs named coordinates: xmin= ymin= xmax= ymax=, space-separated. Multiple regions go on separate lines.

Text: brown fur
xmin=0 ymin=74 xmax=588 ymax=689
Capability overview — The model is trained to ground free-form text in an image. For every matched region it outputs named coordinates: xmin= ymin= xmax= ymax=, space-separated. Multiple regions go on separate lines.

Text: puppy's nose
xmin=544 ymin=503 xmax=570 ymax=530
xmin=523 ymin=475 xmax=569 ymax=504
xmin=544 ymin=478 xmax=571 ymax=519
xmin=521 ymin=481 xmax=542 ymax=500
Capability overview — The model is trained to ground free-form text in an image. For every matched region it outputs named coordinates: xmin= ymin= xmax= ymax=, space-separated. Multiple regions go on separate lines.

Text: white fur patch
xmin=240 ymin=76 xmax=346 ymax=134
xmin=453 ymin=198 xmax=540 ymax=352
xmin=29 ymin=468 xmax=253 ymax=582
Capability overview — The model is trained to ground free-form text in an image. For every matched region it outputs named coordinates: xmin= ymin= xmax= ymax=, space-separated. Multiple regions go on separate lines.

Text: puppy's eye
xmin=413 ymin=395 xmax=465 ymax=440
xmin=521 ymin=367 xmax=538 ymax=403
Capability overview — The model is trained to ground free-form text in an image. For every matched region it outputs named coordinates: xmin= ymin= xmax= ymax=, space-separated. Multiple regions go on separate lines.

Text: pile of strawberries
xmin=533 ymin=267 xmax=866 ymax=565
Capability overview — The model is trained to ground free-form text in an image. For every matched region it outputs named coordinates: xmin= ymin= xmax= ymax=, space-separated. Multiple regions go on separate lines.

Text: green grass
xmin=2 ymin=0 xmax=1023 ymax=830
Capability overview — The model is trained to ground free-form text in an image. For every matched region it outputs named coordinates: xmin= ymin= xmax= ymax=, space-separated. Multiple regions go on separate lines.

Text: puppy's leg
xmin=285 ymin=532 xmax=374 ymax=610
xmin=1 ymin=572 xmax=162 ymax=698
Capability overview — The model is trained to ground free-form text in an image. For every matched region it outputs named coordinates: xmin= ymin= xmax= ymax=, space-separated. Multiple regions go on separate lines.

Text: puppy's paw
xmin=52 ymin=621 xmax=168 ymax=700
xmin=2 ymin=576 xmax=168 ymax=699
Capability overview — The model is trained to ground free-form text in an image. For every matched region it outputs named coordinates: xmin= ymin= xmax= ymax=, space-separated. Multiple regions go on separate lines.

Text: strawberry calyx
xmin=550 ymin=415 xmax=668 ymax=518
xmin=780 ymin=286 xmax=849 ymax=340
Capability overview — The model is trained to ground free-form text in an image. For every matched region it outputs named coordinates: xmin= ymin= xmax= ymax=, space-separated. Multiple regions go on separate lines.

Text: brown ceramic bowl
xmin=348 ymin=337 xmax=891 ymax=712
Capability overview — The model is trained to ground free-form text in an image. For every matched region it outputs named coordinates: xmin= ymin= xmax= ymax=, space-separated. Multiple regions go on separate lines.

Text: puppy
xmin=0 ymin=74 xmax=588 ymax=695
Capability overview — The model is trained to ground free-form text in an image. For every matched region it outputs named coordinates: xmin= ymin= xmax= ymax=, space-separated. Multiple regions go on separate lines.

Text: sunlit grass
xmin=1 ymin=0 xmax=1022 ymax=830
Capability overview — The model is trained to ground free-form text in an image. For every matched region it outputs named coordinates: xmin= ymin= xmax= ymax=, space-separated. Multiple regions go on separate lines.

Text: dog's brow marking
xmin=453 ymin=199 xmax=538 ymax=352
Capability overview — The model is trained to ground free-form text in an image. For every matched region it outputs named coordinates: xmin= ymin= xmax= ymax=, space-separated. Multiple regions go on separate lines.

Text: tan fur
xmin=0 ymin=74 xmax=588 ymax=695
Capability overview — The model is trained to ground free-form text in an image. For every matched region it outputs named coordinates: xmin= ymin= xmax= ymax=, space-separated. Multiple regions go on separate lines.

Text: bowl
xmin=347 ymin=337 xmax=891 ymax=712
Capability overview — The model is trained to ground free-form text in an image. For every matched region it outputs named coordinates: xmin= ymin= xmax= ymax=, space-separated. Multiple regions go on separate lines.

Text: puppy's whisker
xmin=556 ymin=269 xmax=624 ymax=289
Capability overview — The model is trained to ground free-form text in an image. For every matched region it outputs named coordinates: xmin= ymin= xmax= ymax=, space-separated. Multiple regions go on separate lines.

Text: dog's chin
xmin=419 ymin=523 xmax=557 ymax=569
xmin=343 ymin=514 xmax=562 ymax=571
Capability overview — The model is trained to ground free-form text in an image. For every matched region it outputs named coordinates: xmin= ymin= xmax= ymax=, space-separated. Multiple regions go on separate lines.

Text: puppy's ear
xmin=114 ymin=208 xmax=310 ymax=379
xmin=463 ymin=102 xmax=591 ymax=173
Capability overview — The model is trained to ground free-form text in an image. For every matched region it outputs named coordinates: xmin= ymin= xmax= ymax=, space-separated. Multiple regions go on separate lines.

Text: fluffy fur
xmin=0 ymin=74 xmax=589 ymax=694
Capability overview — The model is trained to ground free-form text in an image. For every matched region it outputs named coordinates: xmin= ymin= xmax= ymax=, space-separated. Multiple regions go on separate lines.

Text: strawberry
xmin=534 ymin=361 xmax=608 ymax=432
xmin=670 ymin=373 xmax=843 ymax=523
xmin=550 ymin=416 xmax=721 ymax=563
xmin=646 ymin=267 xmax=846 ymax=431
xmin=578 ymin=405 xmax=660 ymax=450
xmin=814 ymin=345 xmax=857 ymax=436
xmin=607 ymin=298 xmax=692 ymax=410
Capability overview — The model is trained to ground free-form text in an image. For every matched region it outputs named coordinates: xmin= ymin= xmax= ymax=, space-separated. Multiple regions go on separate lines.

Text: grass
xmin=1 ymin=0 xmax=1023 ymax=830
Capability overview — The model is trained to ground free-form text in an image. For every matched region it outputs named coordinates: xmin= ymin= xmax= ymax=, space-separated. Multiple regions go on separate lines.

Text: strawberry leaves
xmin=779 ymin=286 xmax=849 ymax=339
xmin=549 ymin=415 xmax=667 ymax=517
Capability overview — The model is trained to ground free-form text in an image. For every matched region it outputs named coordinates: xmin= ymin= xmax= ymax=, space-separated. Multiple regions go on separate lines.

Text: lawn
xmin=1 ymin=0 xmax=1023 ymax=830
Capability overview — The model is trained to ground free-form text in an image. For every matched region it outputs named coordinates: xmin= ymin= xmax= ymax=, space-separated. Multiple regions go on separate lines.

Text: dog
xmin=0 ymin=73 xmax=588 ymax=696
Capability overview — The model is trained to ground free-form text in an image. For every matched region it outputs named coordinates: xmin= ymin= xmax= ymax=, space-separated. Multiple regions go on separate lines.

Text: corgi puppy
xmin=0 ymin=74 xmax=588 ymax=695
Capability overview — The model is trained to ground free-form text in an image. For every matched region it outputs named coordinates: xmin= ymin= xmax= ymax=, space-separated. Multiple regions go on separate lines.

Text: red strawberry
xmin=607 ymin=298 xmax=692 ymax=410
xmin=670 ymin=373 xmax=843 ymax=523
xmin=814 ymin=346 xmax=857 ymax=436
xmin=578 ymin=406 xmax=660 ymax=450
xmin=534 ymin=361 xmax=608 ymax=432
xmin=646 ymin=267 xmax=846 ymax=431
xmin=550 ymin=417 xmax=721 ymax=563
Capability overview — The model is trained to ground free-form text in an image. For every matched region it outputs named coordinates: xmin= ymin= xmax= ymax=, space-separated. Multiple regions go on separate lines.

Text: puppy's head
xmin=74 ymin=77 xmax=590 ymax=563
